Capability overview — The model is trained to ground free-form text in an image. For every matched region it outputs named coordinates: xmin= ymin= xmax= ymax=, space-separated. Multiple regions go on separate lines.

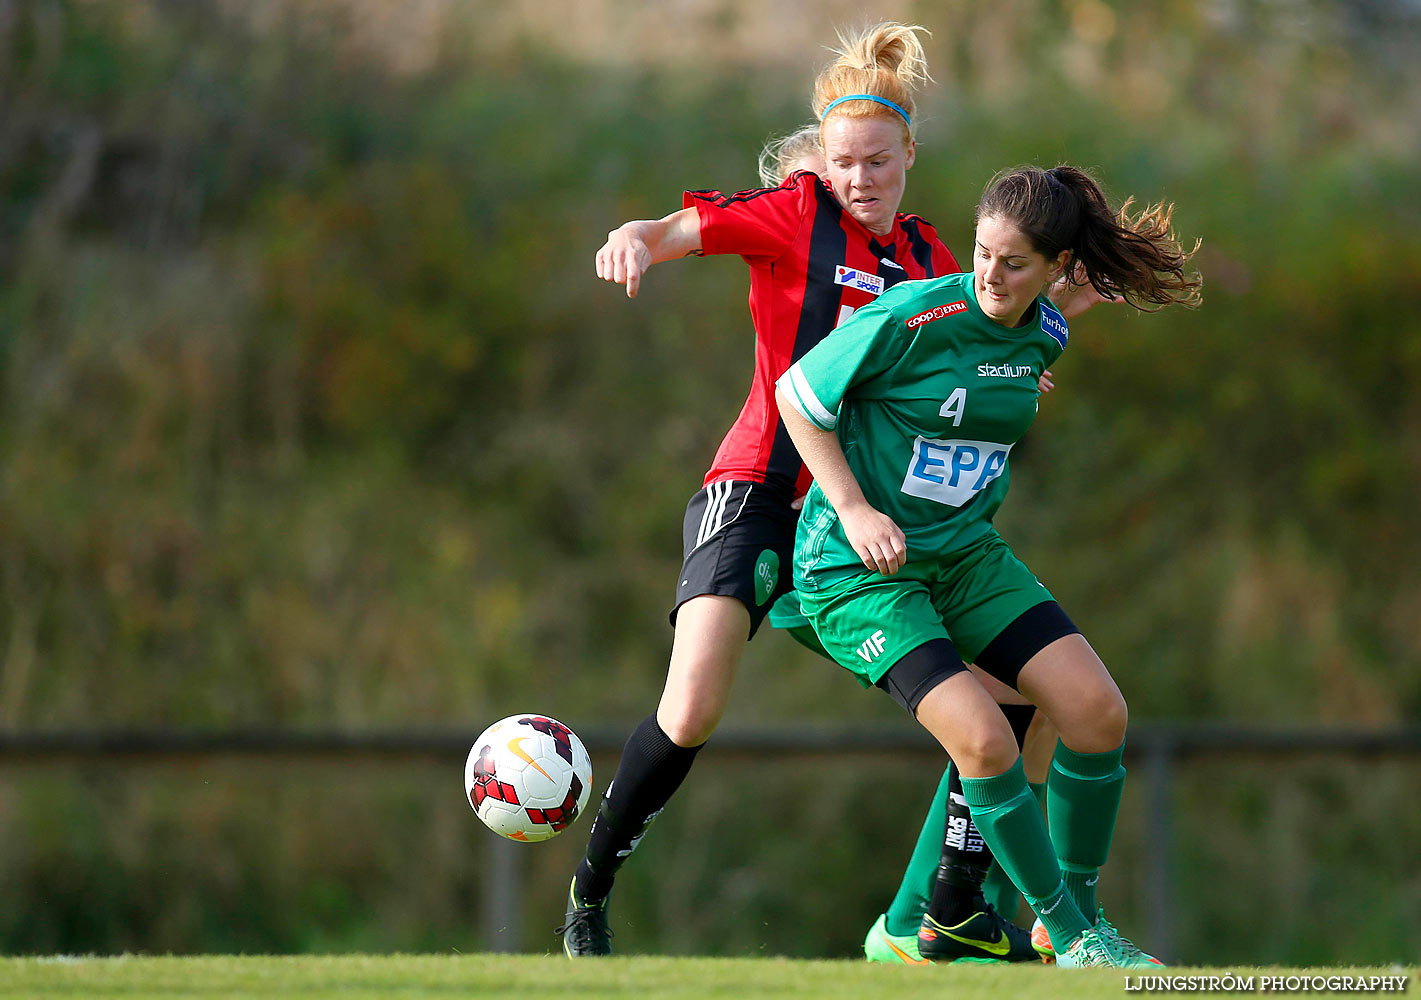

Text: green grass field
xmin=0 ymin=956 xmax=1413 ymax=1000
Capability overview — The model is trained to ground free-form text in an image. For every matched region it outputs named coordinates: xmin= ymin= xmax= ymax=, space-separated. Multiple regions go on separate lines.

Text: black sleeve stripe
xmin=688 ymin=171 xmax=814 ymax=209
xmin=901 ymin=218 xmax=938 ymax=276
xmin=687 ymin=187 xmax=779 ymax=208
xmin=762 ymin=177 xmax=849 ymax=491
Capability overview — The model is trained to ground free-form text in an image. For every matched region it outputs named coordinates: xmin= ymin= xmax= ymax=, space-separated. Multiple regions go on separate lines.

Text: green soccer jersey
xmin=777 ymin=270 xmax=1068 ymax=590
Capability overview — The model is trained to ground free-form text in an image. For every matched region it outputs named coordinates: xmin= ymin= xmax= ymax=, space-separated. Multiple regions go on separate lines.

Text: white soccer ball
xmin=465 ymin=714 xmax=593 ymax=842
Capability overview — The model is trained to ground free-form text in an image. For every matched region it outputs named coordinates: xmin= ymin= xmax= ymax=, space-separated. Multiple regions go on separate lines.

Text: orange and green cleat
xmin=1030 ymin=917 xmax=1055 ymax=963
xmin=863 ymin=913 xmax=929 ymax=965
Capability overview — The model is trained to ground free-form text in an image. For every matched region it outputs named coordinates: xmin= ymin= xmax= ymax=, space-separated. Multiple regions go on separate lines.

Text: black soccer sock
xmin=573 ymin=714 xmax=704 ymax=904
xmin=925 ymin=763 xmax=992 ymax=926
xmin=924 ymin=708 xmax=1034 ymax=927
xmin=1000 ymin=703 xmax=1036 ymax=751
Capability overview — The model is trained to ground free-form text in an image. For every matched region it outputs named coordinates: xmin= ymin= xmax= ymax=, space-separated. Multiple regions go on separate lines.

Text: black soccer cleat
xmin=556 ymin=878 xmax=613 ymax=957
xmin=918 ymin=901 xmax=1039 ymax=963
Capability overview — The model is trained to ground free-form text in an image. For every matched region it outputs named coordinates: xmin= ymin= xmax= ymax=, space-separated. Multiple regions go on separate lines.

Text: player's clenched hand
xmin=595 ymin=225 xmax=653 ymax=298
xmin=839 ymin=503 xmax=907 ymax=576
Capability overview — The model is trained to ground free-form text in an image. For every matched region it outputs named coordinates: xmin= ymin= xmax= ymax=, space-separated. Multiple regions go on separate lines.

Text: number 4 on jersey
xmin=939 ymin=388 xmax=966 ymax=426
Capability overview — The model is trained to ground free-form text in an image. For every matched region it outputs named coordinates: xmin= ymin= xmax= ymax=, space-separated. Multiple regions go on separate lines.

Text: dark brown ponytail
xmin=977 ymin=165 xmax=1202 ymax=310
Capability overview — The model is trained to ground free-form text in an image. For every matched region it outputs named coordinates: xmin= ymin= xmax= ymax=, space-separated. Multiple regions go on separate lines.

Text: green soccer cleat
xmin=1094 ymin=907 xmax=1164 ymax=967
xmin=556 ymin=877 xmax=613 ymax=958
xmin=918 ymin=903 xmax=1039 ymax=963
xmin=1054 ymin=926 xmax=1117 ymax=968
xmin=863 ymin=913 xmax=928 ymax=964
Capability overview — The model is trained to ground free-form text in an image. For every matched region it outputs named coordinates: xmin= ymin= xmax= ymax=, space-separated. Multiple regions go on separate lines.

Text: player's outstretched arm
xmin=595 ymin=207 xmax=702 ymax=299
xmin=1048 ymin=263 xmax=1115 ymax=320
xmin=775 ymin=388 xmax=906 ymax=576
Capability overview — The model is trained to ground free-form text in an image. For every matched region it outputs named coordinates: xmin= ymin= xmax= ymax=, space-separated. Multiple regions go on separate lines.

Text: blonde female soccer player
xmin=560 ymin=23 xmax=964 ymax=958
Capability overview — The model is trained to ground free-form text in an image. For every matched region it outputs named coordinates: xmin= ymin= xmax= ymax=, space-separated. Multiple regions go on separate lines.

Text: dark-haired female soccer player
xmin=775 ymin=164 xmax=1200 ymax=968
xmin=757 ymin=125 xmax=1108 ymax=969
xmin=757 ymin=126 xmax=1063 ymax=966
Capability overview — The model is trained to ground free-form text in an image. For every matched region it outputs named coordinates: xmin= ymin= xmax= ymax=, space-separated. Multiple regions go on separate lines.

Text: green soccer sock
xmin=981 ymin=862 xmax=1019 ymax=922
xmin=980 ymin=779 xmax=1046 ymax=920
xmin=959 ymin=758 xmax=1090 ymax=952
xmin=882 ymin=764 xmax=954 ymax=936
xmin=1046 ymin=740 xmax=1126 ymax=922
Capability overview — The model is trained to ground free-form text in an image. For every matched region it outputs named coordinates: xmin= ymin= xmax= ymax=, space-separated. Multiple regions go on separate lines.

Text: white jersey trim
xmin=778 ymin=364 xmax=837 ymax=430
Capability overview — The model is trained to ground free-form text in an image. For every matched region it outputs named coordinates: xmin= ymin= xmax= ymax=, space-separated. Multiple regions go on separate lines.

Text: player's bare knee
xmin=949 ymin=723 xmax=1019 ymax=777
xmin=656 ymin=700 xmax=721 ymax=747
xmin=1096 ymin=687 xmax=1128 ymax=745
xmin=661 ymin=718 xmax=716 ymax=748
xmin=1064 ymin=685 xmax=1127 ymax=751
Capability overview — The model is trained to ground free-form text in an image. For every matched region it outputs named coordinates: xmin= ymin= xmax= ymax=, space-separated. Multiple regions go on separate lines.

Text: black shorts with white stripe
xmin=670 ymin=479 xmax=799 ymax=639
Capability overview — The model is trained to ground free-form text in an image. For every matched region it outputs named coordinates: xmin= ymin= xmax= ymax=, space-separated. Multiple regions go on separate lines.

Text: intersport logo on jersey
xmin=907 ymin=300 xmax=967 ymax=329
xmin=833 ymin=266 xmax=885 ymax=295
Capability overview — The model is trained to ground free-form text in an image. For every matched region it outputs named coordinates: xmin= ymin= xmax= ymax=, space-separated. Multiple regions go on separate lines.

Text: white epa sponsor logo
xmin=834 ymin=266 xmax=885 ymax=295
xmin=901 ymin=436 xmax=1011 ymax=507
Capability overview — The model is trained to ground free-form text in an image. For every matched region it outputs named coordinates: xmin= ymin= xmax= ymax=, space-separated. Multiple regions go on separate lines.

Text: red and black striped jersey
xmin=684 ymin=169 xmax=959 ymax=499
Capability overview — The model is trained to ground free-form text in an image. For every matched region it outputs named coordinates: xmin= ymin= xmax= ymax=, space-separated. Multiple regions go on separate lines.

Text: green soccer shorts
xmin=796 ymin=531 xmax=1055 ymax=687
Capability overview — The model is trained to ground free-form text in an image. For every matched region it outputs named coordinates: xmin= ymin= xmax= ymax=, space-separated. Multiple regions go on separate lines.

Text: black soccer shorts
xmin=669 ymin=480 xmax=798 ymax=639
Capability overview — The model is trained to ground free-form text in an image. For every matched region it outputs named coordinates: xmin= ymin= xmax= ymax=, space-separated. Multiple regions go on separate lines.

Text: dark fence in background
xmin=3 ymin=723 xmax=1419 ymax=956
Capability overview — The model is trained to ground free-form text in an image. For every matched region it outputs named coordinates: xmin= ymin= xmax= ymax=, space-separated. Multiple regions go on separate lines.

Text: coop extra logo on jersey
xmin=900 ymin=436 xmax=1012 ymax=507
xmin=834 ymin=266 xmax=885 ymax=296
xmin=907 ymin=300 xmax=967 ymax=329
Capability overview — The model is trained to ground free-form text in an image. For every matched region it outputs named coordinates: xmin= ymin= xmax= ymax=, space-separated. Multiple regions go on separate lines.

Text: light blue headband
xmin=822 ymin=93 xmax=911 ymax=125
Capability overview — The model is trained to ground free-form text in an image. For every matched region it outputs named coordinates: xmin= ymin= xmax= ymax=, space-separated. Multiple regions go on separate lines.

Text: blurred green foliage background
xmin=1 ymin=0 xmax=1418 ymax=965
